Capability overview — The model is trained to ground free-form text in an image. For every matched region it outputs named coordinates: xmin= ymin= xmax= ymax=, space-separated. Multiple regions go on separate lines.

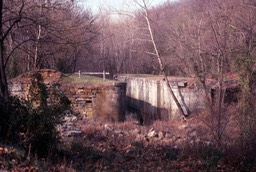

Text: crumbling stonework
xmin=60 ymin=82 xmax=127 ymax=121
xmin=57 ymin=110 xmax=82 ymax=139
xmin=8 ymin=69 xmax=127 ymax=122
xmin=8 ymin=69 xmax=62 ymax=100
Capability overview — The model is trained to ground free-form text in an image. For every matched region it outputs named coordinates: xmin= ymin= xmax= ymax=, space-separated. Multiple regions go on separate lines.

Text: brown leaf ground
xmin=53 ymin=109 xmax=242 ymax=171
xmin=1 ymin=107 xmax=255 ymax=171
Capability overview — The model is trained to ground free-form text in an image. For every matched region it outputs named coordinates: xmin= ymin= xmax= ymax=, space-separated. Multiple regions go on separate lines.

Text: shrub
xmin=0 ymin=96 xmax=29 ymax=143
xmin=25 ymin=72 xmax=70 ymax=157
xmin=0 ymin=72 xmax=70 ymax=157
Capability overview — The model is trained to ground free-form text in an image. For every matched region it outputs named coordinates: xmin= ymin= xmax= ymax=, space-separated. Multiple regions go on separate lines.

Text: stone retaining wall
xmin=8 ymin=69 xmax=126 ymax=122
xmin=60 ymin=82 xmax=126 ymax=121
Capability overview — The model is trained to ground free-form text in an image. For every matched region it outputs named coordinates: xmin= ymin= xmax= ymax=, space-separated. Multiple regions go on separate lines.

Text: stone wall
xmin=117 ymin=76 xmax=207 ymax=124
xmin=60 ymin=82 xmax=126 ymax=121
xmin=8 ymin=69 xmax=62 ymax=100
xmin=8 ymin=69 xmax=127 ymax=122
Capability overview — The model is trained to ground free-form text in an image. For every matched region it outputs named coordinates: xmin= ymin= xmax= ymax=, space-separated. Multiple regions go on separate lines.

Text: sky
xmin=81 ymin=0 xmax=175 ymax=15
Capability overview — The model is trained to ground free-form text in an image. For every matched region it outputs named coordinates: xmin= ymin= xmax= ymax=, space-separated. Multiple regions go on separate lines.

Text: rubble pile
xmin=81 ymin=119 xmax=213 ymax=150
xmin=57 ymin=110 xmax=82 ymax=139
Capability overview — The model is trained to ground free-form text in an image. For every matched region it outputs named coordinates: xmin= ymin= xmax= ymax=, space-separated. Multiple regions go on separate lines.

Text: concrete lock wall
xmin=8 ymin=69 xmax=127 ymax=122
xmin=117 ymin=76 xmax=207 ymax=123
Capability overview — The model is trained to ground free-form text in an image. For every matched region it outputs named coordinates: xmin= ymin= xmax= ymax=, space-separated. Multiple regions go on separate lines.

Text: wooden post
xmin=79 ymin=70 xmax=81 ymax=78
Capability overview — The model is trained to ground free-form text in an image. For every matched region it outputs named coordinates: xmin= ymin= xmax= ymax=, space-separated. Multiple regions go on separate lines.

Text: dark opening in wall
xmin=85 ymin=100 xmax=92 ymax=104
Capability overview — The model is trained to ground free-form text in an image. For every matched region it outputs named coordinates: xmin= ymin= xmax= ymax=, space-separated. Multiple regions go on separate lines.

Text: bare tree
xmin=6 ymin=0 xmax=99 ymax=73
xmin=0 ymin=0 xmax=24 ymax=100
xmin=229 ymin=0 xmax=256 ymax=144
xmin=133 ymin=0 xmax=190 ymax=117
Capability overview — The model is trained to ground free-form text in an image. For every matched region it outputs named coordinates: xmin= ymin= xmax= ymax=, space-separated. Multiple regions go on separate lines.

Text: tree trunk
xmin=139 ymin=0 xmax=190 ymax=117
xmin=34 ymin=2 xmax=42 ymax=69
xmin=0 ymin=0 xmax=9 ymax=100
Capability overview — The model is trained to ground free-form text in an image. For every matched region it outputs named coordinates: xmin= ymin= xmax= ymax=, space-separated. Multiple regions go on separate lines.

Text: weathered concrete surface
xmin=8 ymin=69 xmax=127 ymax=122
xmin=117 ymin=75 xmax=207 ymax=123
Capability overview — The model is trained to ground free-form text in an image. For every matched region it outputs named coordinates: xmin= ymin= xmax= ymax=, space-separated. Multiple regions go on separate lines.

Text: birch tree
xmin=134 ymin=0 xmax=190 ymax=117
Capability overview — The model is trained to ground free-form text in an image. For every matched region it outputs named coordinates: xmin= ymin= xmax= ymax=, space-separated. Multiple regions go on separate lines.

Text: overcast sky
xmin=82 ymin=0 xmax=174 ymax=14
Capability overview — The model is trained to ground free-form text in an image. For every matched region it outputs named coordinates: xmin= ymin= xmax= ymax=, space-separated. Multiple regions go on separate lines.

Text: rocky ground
xmin=53 ymin=109 xmax=240 ymax=171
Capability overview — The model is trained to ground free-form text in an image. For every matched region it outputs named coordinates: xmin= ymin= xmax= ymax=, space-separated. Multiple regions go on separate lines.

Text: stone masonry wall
xmin=8 ymin=69 xmax=62 ymax=101
xmin=60 ymin=82 xmax=126 ymax=121
xmin=8 ymin=69 xmax=126 ymax=122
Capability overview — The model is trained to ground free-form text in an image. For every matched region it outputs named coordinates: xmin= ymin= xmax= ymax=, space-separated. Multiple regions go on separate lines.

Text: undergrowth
xmin=0 ymin=72 xmax=70 ymax=159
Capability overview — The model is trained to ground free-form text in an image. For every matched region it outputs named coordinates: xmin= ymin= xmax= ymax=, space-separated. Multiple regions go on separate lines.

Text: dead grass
xmin=58 ymin=109 xmax=245 ymax=171
xmin=70 ymin=105 xmax=254 ymax=171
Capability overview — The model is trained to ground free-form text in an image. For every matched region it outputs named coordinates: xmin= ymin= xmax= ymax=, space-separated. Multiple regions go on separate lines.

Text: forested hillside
xmin=0 ymin=0 xmax=256 ymax=171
